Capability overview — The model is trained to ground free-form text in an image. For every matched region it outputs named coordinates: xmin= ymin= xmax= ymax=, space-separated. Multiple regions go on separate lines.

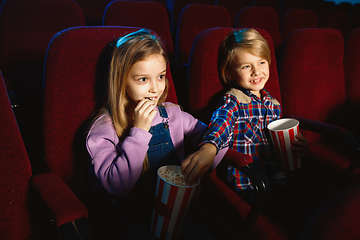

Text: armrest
xmin=216 ymin=148 xmax=269 ymax=227
xmin=288 ymin=115 xmax=346 ymax=137
xmin=222 ymin=148 xmax=253 ymax=168
xmin=30 ymin=172 xmax=88 ymax=226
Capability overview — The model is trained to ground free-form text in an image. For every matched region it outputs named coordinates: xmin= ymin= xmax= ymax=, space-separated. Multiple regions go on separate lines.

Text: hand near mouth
xmin=133 ymin=99 xmax=157 ymax=132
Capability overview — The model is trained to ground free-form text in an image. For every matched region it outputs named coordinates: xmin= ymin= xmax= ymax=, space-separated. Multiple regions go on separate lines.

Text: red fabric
xmin=344 ymin=28 xmax=360 ymax=138
xmin=235 ymin=6 xmax=282 ymax=49
xmin=280 ymin=9 xmax=318 ymax=42
xmin=303 ymin=184 xmax=360 ymax=239
xmin=278 ymin=28 xmax=357 ymax=189
xmin=278 ymin=0 xmax=305 ymax=17
xmin=31 ymin=172 xmax=88 ymax=226
xmin=278 ymin=28 xmax=345 ymax=143
xmin=175 ymin=4 xmax=231 ymax=65
xmin=0 ymin=72 xmax=33 ymax=239
xmin=214 ymin=0 xmax=246 ymax=26
xmin=187 ymin=27 xmax=281 ymax=123
xmin=74 ymin=0 xmax=112 ymax=25
xmin=0 ymin=0 xmax=85 ymax=90
xmin=251 ymin=0 xmax=280 ymax=13
xmin=170 ymin=0 xmax=210 ymax=34
xmin=0 ymin=0 xmax=85 ymax=67
xmin=103 ymin=1 xmax=174 ymax=59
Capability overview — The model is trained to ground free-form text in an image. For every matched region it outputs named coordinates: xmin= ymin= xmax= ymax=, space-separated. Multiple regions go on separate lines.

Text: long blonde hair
xmin=107 ymin=29 xmax=169 ymax=139
xmin=92 ymin=29 xmax=169 ymax=173
xmin=218 ymin=28 xmax=271 ymax=87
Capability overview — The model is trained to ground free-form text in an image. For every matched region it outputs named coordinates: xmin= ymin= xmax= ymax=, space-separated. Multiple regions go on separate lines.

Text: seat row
xmin=1 ymin=22 xmax=360 ymax=239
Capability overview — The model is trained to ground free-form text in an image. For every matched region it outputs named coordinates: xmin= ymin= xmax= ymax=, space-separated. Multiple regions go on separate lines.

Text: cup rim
xmin=267 ymin=118 xmax=299 ymax=131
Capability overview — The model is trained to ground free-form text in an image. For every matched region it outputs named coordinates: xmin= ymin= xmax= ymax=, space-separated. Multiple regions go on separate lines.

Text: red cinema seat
xmin=280 ymin=9 xmax=318 ymax=42
xmin=0 ymin=0 xmax=86 ymax=167
xmin=214 ymin=0 xmax=247 ymax=26
xmin=0 ymin=70 xmax=92 ymax=240
xmin=103 ymin=0 xmax=174 ymax=60
xmin=251 ymin=0 xmax=280 ymax=13
xmin=169 ymin=0 xmax=210 ymax=36
xmin=278 ymin=28 xmax=359 ymax=191
xmin=235 ymin=6 xmax=282 ymax=53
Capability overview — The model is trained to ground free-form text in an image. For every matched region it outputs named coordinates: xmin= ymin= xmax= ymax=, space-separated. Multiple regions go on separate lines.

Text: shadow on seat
xmin=0 ymin=70 xmax=93 ymax=240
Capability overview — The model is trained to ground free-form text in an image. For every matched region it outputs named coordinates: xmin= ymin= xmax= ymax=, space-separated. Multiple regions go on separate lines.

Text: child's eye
xmin=260 ymin=61 xmax=267 ymax=65
xmin=158 ymin=74 xmax=165 ymax=80
xmin=138 ymin=77 xmax=147 ymax=82
xmin=242 ymin=65 xmax=250 ymax=69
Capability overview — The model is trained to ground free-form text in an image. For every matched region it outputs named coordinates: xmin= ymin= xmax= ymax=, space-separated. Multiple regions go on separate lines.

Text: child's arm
xmin=181 ymin=143 xmax=217 ymax=185
xmin=291 ymin=133 xmax=309 ymax=157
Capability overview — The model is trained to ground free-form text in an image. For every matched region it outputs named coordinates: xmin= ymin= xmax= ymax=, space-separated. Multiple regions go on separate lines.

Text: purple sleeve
xmin=178 ymin=110 xmax=228 ymax=169
xmin=86 ymin=115 xmax=152 ymax=197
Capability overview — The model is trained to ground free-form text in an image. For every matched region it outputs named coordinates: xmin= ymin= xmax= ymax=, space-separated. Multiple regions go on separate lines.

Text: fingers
xmin=133 ymin=99 xmax=157 ymax=131
xmin=181 ymin=155 xmax=211 ymax=186
xmin=291 ymin=133 xmax=309 ymax=156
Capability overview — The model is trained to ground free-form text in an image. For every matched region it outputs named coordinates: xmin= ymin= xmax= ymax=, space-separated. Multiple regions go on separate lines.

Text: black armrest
xmin=217 ymin=148 xmax=270 ymax=228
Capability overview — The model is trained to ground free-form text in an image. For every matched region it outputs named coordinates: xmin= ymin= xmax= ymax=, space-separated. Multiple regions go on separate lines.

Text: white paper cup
xmin=151 ymin=165 xmax=199 ymax=240
xmin=267 ymin=118 xmax=301 ymax=171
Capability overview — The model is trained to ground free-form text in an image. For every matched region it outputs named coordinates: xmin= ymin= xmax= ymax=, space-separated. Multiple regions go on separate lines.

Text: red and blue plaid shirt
xmin=202 ymin=88 xmax=282 ymax=191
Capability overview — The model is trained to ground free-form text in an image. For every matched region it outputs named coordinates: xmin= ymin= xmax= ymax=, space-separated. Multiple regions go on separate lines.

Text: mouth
xmin=145 ymin=97 xmax=157 ymax=102
xmin=250 ymin=78 xmax=262 ymax=84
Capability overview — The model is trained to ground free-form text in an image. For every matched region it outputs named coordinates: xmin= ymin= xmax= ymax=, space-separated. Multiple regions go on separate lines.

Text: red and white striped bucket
xmin=151 ymin=165 xmax=199 ymax=240
xmin=268 ymin=118 xmax=301 ymax=171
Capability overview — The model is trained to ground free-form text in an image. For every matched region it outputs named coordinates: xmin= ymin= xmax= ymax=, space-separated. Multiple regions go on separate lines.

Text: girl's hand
xmin=133 ymin=99 xmax=157 ymax=132
xmin=291 ymin=133 xmax=309 ymax=157
xmin=181 ymin=143 xmax=217 ymax=186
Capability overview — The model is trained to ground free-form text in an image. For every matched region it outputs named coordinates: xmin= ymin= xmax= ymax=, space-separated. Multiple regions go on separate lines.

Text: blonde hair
xmin=93 ymin=29 xmax=169 ymax=173
xmin=218 ymin=28 xmax=271 ymax=86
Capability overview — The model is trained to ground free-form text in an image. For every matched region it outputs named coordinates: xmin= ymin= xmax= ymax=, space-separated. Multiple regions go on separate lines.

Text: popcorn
xmin=158 ymin=169 xmax=188 ymax=186
xmin=145 ymin=97 xmax=157 ymax=102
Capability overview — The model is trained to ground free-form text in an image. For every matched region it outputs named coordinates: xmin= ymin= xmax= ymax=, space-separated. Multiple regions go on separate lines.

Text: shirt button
xmin=166 ymin=142 xmax=169 ymax=145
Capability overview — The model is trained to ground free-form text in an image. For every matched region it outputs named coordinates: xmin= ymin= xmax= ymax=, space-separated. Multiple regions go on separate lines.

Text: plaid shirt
xmin=202 ymin=88 xmax=282 ymax=191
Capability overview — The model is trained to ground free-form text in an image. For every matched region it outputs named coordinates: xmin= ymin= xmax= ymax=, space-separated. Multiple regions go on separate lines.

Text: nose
xmin=148 ymin=79 xmax=158 ymax=93
xmin=252 ymin=66 xmax=260 ymax=76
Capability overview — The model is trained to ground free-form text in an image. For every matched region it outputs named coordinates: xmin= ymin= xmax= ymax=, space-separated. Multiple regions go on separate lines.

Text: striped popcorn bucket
xmin=151 ymin=165 xmax=199 ymax=240
xmin=267 ymin=118 xmax=302 ymax=171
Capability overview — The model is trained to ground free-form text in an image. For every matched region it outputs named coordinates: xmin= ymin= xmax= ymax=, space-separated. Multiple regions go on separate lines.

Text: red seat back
xmin=251 ymin=0 xmax=280 ymax=13
xmin=0 ymin=71 xmax=33 ymax=239
xmin=280 ymin=9 xmax=318 ymax=42
xmin=175 ymin=4 xmax=231 ymax=65
xmin=103 ymin=0 xmax=174 ymax=59
xmin=278 ymin=28 xmax=345 ymax=143
xmin=235 ymin=6 xmax=282 ymax=50
xmin=0 ymin=0 xmax=85 ymax=90
xmin=170 ymin=0 xmax=210 ymax=35
xmin=214 ymin=0 xmax=246 ymax=26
